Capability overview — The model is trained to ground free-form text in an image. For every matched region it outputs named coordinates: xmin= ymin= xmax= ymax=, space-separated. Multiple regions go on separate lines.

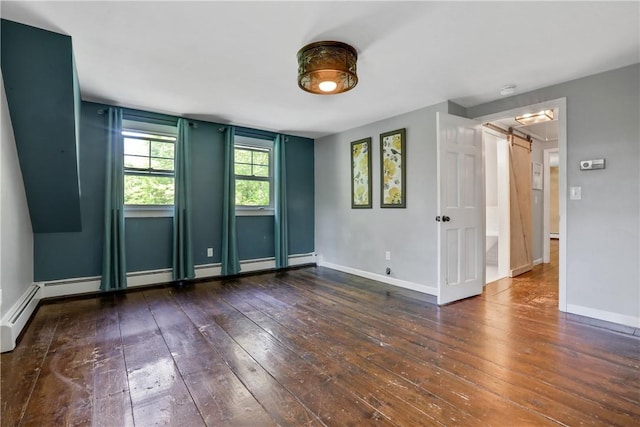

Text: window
xmin=234 ymin=136 xmax=273 ymax=212
xmin=122 ymin=123 xmax=176 ymax=212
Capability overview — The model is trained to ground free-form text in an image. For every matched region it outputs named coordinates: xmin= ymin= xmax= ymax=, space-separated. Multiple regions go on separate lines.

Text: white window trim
xmin=234 ymin=136 xmax=275 ymax=214
xmin=122 ymin=120 xmax=177 ymax=137
xmin=122 ymin=119 xmax=177 ymax=217
xmin=124 ymin=205 xmax=174 ymax=218
xmin=235 ymin=207 xmax=275 ymax=217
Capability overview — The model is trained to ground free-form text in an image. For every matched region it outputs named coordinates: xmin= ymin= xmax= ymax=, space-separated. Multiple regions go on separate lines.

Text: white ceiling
xmin=2 ymin=1 xmax=638 ymax=139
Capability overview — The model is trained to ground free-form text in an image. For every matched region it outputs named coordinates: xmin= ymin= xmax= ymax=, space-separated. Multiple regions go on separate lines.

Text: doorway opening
xmin=475 ymin=99 xmax=566 ymax=311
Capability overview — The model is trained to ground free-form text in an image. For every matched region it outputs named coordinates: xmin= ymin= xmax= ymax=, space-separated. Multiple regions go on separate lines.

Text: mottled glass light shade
xmin=297 ymin=41 xmax=358 ymax=95
xmin=515 ymin=109 xmax=554 ymax=126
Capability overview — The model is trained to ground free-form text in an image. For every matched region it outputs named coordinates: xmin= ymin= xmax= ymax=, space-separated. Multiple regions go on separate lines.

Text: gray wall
xmin=317 ymin=63 xmax=639 ymax=325
xmin=1 ymin=79 xmax=33 ymax=317
xmin=469 ymin=64 xmax=639 ymax=322
xmin=315 ymin=102 xmax=451 ymax=290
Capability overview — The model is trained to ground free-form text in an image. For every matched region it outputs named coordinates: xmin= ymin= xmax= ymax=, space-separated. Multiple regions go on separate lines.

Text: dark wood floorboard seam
xmin=15 ymin=307 xmax=61 ymax=427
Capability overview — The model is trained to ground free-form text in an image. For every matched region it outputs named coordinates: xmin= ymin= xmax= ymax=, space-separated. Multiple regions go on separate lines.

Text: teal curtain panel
xmin=221 ymin=126 xmax=240 ymax=275
xmin=101 ymin=107 xmax=127 ymax=291
xmin=274 ymin=134 xmax=288 ymax=268
xmin=172 ymin=118 xmax=195 ymax=280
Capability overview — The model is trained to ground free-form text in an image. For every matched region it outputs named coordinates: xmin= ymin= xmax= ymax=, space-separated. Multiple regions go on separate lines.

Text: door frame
xmin=473 ymin=98 xmax=567 ymax=312
xmin=543 ymin=147 xmax=559 ymax=263
xmin=482 ymin=128 xmax=511 ymax=283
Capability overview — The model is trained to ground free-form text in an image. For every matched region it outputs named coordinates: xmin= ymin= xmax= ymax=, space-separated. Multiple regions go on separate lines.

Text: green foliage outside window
xmin=234 ymin=146 xmax=272 ymax=207
xmin=123 ymin=131 xmax=176 ymax=205
xmin=236 ymin=180 xmax=270 ymax=206
xmin=124 ymin=175 xmax=174 ymax=205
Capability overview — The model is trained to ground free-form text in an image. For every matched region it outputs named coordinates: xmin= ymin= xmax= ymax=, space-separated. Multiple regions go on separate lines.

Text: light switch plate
xmin=570 ymin=186 xmax=582 ymax=200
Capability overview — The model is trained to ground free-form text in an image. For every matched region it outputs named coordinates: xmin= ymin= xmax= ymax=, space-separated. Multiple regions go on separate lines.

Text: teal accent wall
xmin=286 ymin=135 xmax=315 ymax=255
xmin=34 ymin=102 xmax=106 ymax=280
xmin=237 ymin=216 xmax=275 ymax=260
xmin=1 ymin=19 xmax=82 ymax=233
xmin=190 ymin=121 xmax=224 ymax=265
xmin=125 ymin=218 xmax=173 ymax=272
xmin=33 ymin=101 xmax=315 ymax=281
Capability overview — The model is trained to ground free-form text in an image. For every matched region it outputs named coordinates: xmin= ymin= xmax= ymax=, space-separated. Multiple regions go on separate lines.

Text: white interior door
xmin=436 ymin=112 xmax=484 ymax=305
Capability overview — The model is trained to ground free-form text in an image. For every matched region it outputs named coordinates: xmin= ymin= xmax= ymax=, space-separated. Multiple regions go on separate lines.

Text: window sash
xmin=124 ymin=169 xmax=174 ymax=178
xmin=122 ymin=128 xmax=176 ymax=207
xmin=234 ymin=146 xmax=271 ymax=178
xmin=124 ymin=135 xmax=175 ymax=175
xmin=234 ymin=143 xmax=273 ymax=209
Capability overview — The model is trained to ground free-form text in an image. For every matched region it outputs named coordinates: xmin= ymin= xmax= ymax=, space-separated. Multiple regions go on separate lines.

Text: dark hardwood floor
xmin=2 ymin=241 xmax=639 ymax=426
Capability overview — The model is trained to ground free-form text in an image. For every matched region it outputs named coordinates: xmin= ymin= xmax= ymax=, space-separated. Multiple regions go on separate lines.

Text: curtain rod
xmin=97 ymin=108 xmax=197 ymax=127
xmin=97 ymin=110 xmax=284 ymax=139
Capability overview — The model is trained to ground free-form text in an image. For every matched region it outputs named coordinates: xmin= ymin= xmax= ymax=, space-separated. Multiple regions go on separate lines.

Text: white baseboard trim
xmin=318 ymin=259 xmax=437 ymax=296
xmin=41 ymin=270 xmax=175 ymax=299
xmin=236 ymin=253 xmax=317 ymax=274
xmin=566 ymin=304 xmax=640 ymax=328
xmin=1 ymin=284 xmax=42 ymax=352
xmin=195 ymin=263 xmax=221 ymax=279
xmin=40 ymin=253 xmax=317 ymax=299
xmin=533 ymin=258 xmax=543 ymax=266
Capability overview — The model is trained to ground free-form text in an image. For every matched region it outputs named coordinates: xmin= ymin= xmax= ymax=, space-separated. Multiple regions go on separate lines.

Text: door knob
xmin=442 ymin=216 xmax=450 ymax=222
xmin=435 ymin=216 xmax=441 ymax=222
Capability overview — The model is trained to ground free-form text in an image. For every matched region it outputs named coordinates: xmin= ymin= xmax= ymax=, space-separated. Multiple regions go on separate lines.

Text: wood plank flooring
xmin=3 ymin=241 xmax=639 ymax=426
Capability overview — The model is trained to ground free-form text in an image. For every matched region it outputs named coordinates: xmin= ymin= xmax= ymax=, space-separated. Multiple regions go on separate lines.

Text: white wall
xmin=316 ymin=102 xmax=450 ymax=293
xmin=1 ymin=77 xmax=34 ymax=318
xmin=468 ymin=64 xmax=640 ymax=327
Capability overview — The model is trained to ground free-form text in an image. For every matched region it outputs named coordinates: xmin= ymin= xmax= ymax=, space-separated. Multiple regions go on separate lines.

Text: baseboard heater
xmin=1 ymin=284 xmax=41 ymax=352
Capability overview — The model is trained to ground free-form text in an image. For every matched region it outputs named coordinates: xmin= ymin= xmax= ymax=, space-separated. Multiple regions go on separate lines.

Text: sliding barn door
xmin=508 ymin=134 xmax=533 ymax=277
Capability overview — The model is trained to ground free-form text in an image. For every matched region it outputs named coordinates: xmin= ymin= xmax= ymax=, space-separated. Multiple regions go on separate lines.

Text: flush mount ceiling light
xmin=297 ymin=41 xmax=358 ymax=95
xmin=515 ymin=109 xmax=554 ymax=126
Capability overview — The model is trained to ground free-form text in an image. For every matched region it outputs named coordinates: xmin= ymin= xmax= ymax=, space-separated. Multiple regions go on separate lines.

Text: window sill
xmin=236 ymin=208 xmax=274 ymax=217
xmin=125 ymin=205 xmax=174 ymax=218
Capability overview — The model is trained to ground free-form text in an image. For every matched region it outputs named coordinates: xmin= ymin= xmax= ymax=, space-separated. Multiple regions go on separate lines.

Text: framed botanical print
xmin=351 ymin=137 xmax=372 ymax=208
xmin=380 ymin=128 xmax=406 ymax=208
xmin=532 ymin=161 xmax=543 ymax=190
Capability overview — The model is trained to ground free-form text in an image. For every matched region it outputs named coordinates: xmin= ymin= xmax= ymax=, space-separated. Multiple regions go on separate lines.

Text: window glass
xmin=122 ymin=128 xmax=176 ymax=206
xmin=234 ymin=137 xmax=273 ymax=209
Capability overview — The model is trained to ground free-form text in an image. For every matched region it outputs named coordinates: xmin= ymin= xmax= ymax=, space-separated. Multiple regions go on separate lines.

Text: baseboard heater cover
xmin=39 ymin=253 xmax=317 ymax=297
xmin=1 ymin=284 xmax=42 ymax=352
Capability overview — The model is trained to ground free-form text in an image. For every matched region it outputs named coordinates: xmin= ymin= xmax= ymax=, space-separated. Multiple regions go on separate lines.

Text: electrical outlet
xmin=207 ymin=247 xmax=214 ymax=257
xmin=385 ymin=251 xmax=391 ymax=261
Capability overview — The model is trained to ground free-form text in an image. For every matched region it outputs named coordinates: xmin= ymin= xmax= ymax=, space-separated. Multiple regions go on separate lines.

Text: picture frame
xmin=380 ymin=128 xmax=406 ymax=208
xmin=350 ymin=137 xmax=372 ymax=208
xmin=532 ymin=161 xmax=543 ymax=190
